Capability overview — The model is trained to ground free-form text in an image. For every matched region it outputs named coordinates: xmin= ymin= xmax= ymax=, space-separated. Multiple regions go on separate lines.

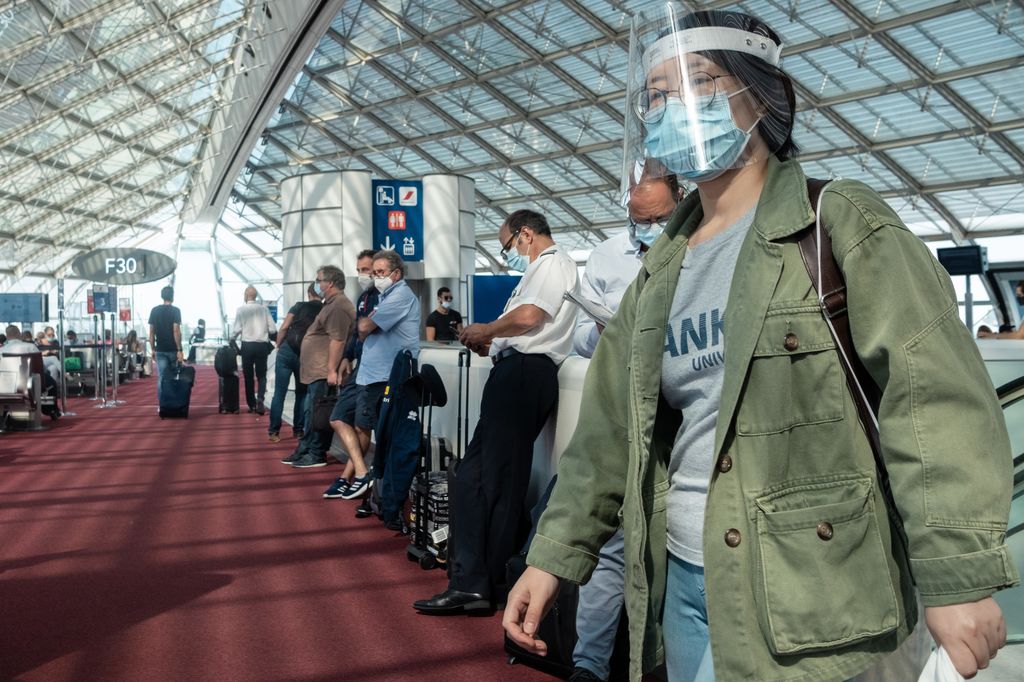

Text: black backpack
xmin=285 ymin=301 xmax=322 ymax=352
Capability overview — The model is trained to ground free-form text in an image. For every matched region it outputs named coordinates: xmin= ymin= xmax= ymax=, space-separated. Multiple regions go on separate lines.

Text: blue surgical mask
xmin=441 ymin=300 xmax=452 ymax=310
xmin=644 ymin=89 xmax=756 ymax=181
xmin=629 ymin=221 xmax=666 ymax=248
xmin=314 ymin=281 xmax=323 ymax=296
xmin=504 ymin=252 xmax=528 ymax=273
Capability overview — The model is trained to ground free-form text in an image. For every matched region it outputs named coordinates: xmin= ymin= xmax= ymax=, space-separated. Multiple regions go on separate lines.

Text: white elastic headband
xmin=642 ymin=26 xmax=782 ymax=72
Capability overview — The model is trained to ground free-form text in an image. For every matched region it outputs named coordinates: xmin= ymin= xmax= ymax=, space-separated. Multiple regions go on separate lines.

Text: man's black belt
xmin=492 ymin=347 xmax=521 ymax=365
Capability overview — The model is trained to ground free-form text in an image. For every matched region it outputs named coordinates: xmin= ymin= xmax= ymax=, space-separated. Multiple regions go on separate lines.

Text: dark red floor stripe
xmin=0 ymin=367 xmax=553 ymax=681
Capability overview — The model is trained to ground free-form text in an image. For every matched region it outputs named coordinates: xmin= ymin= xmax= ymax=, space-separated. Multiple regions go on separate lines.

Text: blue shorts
xmin=330 ymin=380 xmax=385 ymax=430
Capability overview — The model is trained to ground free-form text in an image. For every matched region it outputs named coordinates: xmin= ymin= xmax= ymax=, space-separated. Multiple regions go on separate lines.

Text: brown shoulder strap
xmin=797 ymin=179 xmax=882 ymax=457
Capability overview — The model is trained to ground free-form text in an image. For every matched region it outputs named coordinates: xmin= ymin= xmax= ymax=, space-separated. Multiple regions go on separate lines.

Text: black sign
xmin=71 ymin=248 xmax=177 ymax=284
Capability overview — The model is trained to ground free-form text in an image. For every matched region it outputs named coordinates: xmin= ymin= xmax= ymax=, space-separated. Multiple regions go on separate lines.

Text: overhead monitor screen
xmin=0 ymin=293 xmax=49 ymax=324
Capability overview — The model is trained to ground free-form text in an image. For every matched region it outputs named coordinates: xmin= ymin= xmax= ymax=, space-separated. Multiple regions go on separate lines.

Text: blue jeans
xmin=573 ymin=528 xmax=625 ymax=679
xmin=155 ymin=351 xmax=177 ymax=399
xmin=269 ymin=344 xmax=306 ymax=435
xmin=663 ymin=555 xmax=715 ymax=682
xmin=295 ymin=379 xmax=330 ymax=456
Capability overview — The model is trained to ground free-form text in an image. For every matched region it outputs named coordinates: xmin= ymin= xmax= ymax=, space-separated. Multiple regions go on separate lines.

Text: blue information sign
xmin=91 ymin=285 xmax=116 ymax=313
xmin=371 ymin=180 xmax=424 ymax=262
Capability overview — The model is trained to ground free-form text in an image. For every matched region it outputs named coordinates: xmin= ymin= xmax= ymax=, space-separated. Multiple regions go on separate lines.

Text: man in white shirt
xmin=414 ymin=208 xmax=579 ymax=615
xmin=568 ymin=174 xmax=679 ymax=682
xmin=232 ymin=286 xmax=277 ymax=415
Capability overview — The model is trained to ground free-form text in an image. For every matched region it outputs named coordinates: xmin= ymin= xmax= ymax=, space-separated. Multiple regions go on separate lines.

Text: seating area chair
xmin=0 ymin=353 xmax=48 ymax=431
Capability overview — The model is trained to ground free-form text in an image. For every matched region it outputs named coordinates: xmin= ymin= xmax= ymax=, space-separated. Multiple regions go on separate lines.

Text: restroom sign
xmin=372 ymin=179 xmax=423 ymax=262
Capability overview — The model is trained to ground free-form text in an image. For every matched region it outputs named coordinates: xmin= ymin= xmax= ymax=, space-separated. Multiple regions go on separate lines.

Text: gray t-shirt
xmin=662 ymin=205 xmax=756 ymax=566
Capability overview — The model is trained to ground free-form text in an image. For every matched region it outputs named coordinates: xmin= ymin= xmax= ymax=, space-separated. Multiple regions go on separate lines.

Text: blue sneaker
xmin=340 ymin=474 xmax=373 ymax=500
xmin=323 ymin=477 xmax=350 ymax=499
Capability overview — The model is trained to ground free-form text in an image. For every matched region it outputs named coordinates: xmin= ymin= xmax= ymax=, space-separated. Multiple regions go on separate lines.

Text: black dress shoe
xmin=412 ymin=589 xmax=490 ymax=614
xmin=255 ymin=401 xmax=266 ymax=415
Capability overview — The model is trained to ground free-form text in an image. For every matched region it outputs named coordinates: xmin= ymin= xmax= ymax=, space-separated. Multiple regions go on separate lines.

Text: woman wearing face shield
xmin=503 ymin=7 xmax=1016 ymax=682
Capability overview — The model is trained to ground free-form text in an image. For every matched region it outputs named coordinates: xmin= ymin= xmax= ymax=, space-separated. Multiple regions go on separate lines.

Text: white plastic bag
xmin=918 ymin=647 xmax=964 ymax=682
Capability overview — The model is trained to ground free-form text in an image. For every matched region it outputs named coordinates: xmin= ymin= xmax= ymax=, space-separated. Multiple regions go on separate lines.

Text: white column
xmin=422 ymin=173 xmax=476 ymax=325
xmin=280 ymin=171 xmax=372 ymax=313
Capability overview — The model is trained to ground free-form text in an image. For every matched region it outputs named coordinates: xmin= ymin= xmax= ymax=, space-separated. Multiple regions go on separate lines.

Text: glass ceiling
xmin=1 ymin=0 xmax=1023 ymax=293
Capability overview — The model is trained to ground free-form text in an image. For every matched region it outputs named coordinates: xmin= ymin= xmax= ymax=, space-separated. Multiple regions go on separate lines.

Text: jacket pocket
xmin=736 ymin=310 xmax=844 ymax=435
xmin=752 ymin=476 xmax=899 ymax=655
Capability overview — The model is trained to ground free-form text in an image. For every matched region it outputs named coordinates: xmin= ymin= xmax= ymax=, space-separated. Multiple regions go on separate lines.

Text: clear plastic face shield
xmin=621 ymin=6 xmax=782 ymax=197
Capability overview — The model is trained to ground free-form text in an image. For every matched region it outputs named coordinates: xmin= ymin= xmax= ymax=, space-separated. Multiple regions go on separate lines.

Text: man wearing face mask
xmin=324 ymin=250 xmax=419 ymax=500
xmin=323 ymin=250 xmax=380 ymax=501
xmin=562 ymin=174 xmax=680 ymax=682
xmin=573 ymin=175 xmax=681 ymax=359
xmin=282 ymin=265 xmax=356 ymax=469
xmin=413 ymin=208 xmax=579 ymax=615
xmin=424 ymin=287 xmax=463 ymax=342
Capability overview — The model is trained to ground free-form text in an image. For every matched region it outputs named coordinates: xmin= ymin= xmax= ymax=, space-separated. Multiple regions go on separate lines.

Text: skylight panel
xmin=786 ymin=38 xmax=913 ymax=102
xmin=319 ymin=61 xmax=407 ymax=105
xmin=792 ymin=111 xmax=857 ymax=156
xmin=400 ymin=1 xmax=476 ymax=33
xmin=886 ymin=138 xmax=1021 ymax=186
xmin=497 ymin=1 xmax=602 ymax=56
xmin=745 ymin=0 xmax=853 ymax=47
xmin=424 ymin=86 xmax=516 ymax=126
xmin=373 ymin=99 xmax=451 ymax=137
xmin=831 ymin=87 xmax=970 ymax=144
xmin=334 ymin=2 xmax=413 ymax=54
xmin=373 ymin=46 xmax=464 ymax=90
xmin=488 ymin=66 xmax=587 ymax=112
xmin=538 ymin=105 xmax=622 ymax=148
xmin=432 ymin=22 xmax=529 ymax=74
xmin=947 ymin=66 xmax=1024 ymax=125
xmin=888 ymin=7 xmax=1024 ymax=75
xmin=552 ymin=43 xmax=630 ymax=98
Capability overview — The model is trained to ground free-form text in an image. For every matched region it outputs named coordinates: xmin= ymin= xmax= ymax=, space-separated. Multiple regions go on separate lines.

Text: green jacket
xmin=527 ymin=157 xmax=1019 ymax=682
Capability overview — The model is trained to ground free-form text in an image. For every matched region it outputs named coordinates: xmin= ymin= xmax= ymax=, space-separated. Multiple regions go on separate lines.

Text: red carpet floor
xmin=0 ymin=367 xmax=552 ymax=681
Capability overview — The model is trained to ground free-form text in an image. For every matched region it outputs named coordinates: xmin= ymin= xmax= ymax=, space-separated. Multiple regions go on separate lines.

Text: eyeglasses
xmin=441 ymin=296 xmax=453 ymax=301
xmin=628 ymin=216 xmax=669 ymax=231
xmin=499 ymin=228 xmax=522 ymax=259
xmin=371 ymin=268 xmax=395 ymax=278
xmin=634 ymin=72 xmax=736 ymax=123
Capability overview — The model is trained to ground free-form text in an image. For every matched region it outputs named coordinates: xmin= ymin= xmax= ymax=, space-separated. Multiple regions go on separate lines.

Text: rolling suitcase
xmin=406 ymin=363 xmax=452 ymax=570
xmin=214 ymin=344 xmax=237 ymax=377
xmin=444 ymin=350 xmax=472 ymax=580
xmin=159 ymin=364 xmax=195 ymax=419
xmin=218 ymin=374 xmax=240 ymax=414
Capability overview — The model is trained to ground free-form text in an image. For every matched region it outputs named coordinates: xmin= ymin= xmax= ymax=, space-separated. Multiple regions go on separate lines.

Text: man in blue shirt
xmin=330 ymin=249 xmax=419 ymax=500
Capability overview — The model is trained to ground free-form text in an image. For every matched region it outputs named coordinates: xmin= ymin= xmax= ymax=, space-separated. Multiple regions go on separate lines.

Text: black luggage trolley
xmin=406 ymin=364 xmax=452 ymax=570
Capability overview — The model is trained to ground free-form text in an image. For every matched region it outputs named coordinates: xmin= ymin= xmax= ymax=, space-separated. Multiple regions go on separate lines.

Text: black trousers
xmin=239 ymin=341 xmax=270 ymax=409
xmin=449 ymin=352 xmax=559 ymax=597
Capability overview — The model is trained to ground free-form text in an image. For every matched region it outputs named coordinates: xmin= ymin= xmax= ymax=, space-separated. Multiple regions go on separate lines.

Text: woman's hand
xmin=925 ymin=597 xmax=1007 ymax=678
xmin=502 ymin=566 xmax=561 ymax=655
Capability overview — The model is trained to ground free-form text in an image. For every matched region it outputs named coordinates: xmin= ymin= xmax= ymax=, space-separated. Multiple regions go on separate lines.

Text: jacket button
xmin=816 ymin=521 xmax=834 ymax=541
xmin=718 ymin=455 xmax=733 ymax=473
xmin=724 ymin=529 xmax=741 ymax=547
xmin=783 ymin=333 xmax=799 ymax=351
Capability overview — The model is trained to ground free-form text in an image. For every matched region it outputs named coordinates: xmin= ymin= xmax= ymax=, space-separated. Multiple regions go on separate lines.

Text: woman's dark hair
xmin=677 ymin=10 xmax=799 ymax=160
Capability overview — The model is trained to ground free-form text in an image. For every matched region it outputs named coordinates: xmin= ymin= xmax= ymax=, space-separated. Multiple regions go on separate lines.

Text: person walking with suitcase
xmin=231 ymin=286 xmax=277 ymax=415
xmin=148 ymin=285 xmax=183 ymax=402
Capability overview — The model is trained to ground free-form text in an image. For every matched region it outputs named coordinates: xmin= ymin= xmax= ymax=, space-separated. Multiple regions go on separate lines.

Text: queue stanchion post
xmin=110 ymin=313 xmax=123 ymax=405
xmin=90 ymin=315 xmax=102 ymax=401
xmin=58 ymin=308 xmax=76 ymax=417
